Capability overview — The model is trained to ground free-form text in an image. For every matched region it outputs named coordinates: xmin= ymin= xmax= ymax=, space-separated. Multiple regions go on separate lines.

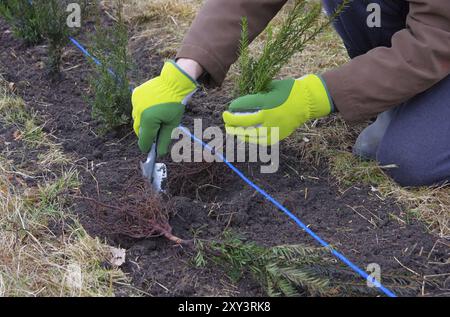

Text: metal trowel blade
xmin=140 ymin=143 xmax=167 ymax=193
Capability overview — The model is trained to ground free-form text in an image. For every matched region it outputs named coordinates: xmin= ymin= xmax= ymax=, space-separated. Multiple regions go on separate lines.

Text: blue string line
xmin=69 ymin=37 xmax=117 ymax=78
xmin=69 ymin=37 xmax=101 ymax=66
xmin=180 ymin=127 xmax=396 ymax=298
xmin=67 ymin=35 xmax=396 ymax=297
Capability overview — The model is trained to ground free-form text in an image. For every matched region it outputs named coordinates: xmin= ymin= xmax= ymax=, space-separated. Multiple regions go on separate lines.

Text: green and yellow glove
xmin=132 ymin=61 xmax=198 ymax=155
xmin=223 ymin=75 xmax=334 ymax=145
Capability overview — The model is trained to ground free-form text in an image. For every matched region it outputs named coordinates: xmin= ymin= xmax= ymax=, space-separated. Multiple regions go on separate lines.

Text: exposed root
xmin=72 ymin=183 xmax=193 ymax=247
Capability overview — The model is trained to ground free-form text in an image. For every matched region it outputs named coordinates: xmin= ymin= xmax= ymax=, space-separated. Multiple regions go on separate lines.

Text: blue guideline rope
xmin=69 ymin=36 xmax=116 ymax=78
xmin=66 ymin=34 xmax=396 ymax=297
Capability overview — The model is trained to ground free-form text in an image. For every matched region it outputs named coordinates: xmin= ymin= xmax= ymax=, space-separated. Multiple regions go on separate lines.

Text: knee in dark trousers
xmin=323 ymin=0 xmax=450 ymax=187
xmin=376 ymin=76 xmax=450 ymax=187
xmin=322 ymin=0 xmax=409 ymax=57
xmin=377 ymin=143 xmax=439 ymax=187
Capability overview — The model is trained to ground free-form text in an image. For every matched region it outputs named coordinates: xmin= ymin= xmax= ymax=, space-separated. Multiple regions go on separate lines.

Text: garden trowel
xmin=140 ymin=142 xmax=167 ymax=193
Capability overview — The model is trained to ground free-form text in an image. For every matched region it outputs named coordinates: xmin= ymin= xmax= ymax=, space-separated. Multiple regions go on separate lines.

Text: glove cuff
xmin=297 ymin=74 xmax=334 ymax=119
xmin=160 ymin=60 xmax=199 ymax=104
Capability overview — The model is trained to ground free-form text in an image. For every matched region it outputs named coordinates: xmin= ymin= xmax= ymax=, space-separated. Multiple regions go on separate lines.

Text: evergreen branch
xmin=236 ymin=0 xmax=351 ymax=96
xmin=194 ymin=230 xmax=421 ymax=297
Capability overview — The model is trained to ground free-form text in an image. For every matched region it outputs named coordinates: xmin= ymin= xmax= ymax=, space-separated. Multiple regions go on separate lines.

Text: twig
xmin=394 ymin=257 xmax=421 ymax=276
xmin=346 ymin=204 xmax=377 ymax=228
xmin=71 ymin=195 xmax=121 ymax=211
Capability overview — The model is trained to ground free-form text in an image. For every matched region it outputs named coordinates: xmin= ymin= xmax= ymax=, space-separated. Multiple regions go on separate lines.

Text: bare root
xmin=73 ymin=183 xmax=192 ymax=246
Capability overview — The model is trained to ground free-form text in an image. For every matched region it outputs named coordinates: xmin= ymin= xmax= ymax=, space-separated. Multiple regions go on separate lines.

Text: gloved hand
xmin=132 ymin=61 xmax=198 ymax=155
xmin=223 ymin=75 xmax=333 ymax=145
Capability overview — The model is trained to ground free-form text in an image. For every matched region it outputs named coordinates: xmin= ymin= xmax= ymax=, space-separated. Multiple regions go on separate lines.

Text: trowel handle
xmin=148 ymin=142 xmax=157 ymax=168
xmin=141 ymin=126 xmax=160 ymax=180
xmin=141 ymin=142 xmax=157 ymax=179
xmin=147 ymin=129 xmax=160 ymax=164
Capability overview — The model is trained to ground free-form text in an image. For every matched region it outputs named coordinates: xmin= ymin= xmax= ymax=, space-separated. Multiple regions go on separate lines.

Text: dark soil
xmin=1 ymin=17 xmax=448 ymax=297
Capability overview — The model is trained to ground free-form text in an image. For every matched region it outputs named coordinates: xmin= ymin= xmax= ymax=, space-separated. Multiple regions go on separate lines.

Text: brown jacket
xmin=176 ymin=0 xmax=450 ymax=122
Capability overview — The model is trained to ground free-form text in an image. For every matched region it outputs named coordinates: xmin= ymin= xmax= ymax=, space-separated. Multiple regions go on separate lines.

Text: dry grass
xmin=292 ymin=117 xmax=450 ymax=238
xmin=0 ymin=84 xmax=69 ymax=171
xmin=331 ymin=152 xmax=450 ymax=238
xmin=290 ymin=117 xmax=450 ymax=238
xmin=124 ymin=0 xmax=202 ymax=57
xmin=378 ymin=184 xmax=450 ymax=239
xmin=0 ymin=76 xmax=130 ymax=296
xmin=124 ymin=0 xmax=199 ymax=24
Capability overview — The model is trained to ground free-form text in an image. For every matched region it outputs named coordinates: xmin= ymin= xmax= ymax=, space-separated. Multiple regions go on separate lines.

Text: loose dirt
xmin=1 ymin=18 xmax=448 ymax=297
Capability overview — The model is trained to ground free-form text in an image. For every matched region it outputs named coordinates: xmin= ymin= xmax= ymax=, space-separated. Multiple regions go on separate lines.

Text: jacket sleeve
xmin=176 ymin=0 xmax=288 ymax=86
xmin=322 ymin=0 xmax=450 ymax=122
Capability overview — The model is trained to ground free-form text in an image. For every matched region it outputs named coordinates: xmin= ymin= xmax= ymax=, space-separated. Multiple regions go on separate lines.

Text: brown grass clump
xmin=0 ymin=76 xmax=129 ymax=296
xmin=378 ymin=183 xmax=450 ymax=239
xmin=124 ymin=0 xmax=201 ymax=57
xmin=124 ymin=0 xmax=198 ymax=25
